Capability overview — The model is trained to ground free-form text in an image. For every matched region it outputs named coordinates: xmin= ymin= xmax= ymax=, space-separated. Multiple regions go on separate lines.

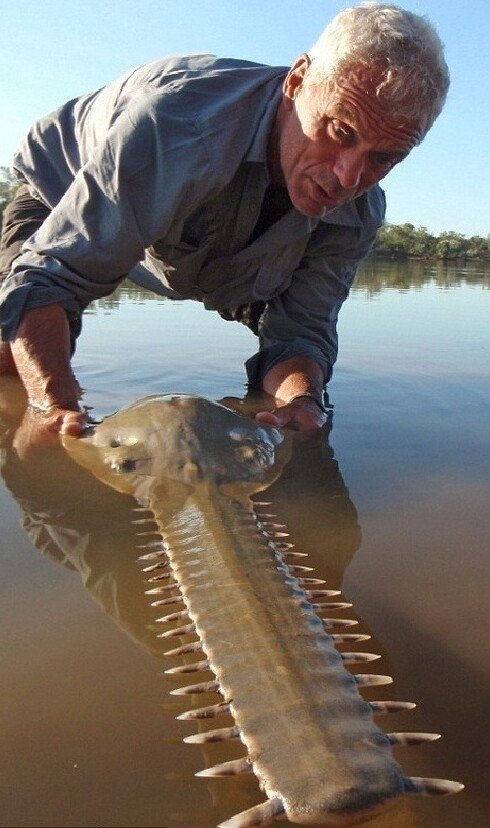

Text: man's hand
xmin=23 ymin=404 xmax=89 ymax=436
xmin=256 ymin=396 xmax=327 ymax=433
xmin=1 ymin=303 xmax=91 ymax=458
xmin=12 ymin=405 xmax=90 ymax=462
xmin=259 ymin=356 xmax=328 ymax=433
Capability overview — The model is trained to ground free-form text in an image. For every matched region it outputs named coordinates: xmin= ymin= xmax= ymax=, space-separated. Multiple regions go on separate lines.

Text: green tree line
xmin=1 ymin=166 xmax=488 ymax=261
xmin=0 ymin=167 xmax=22 ymax=227
xmin=373 ymin=221 xmax=489 ymax=261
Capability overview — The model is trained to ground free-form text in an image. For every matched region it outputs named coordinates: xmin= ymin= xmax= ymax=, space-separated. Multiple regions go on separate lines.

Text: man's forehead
xmin=315 ymin=73 xmax=423 ymax=150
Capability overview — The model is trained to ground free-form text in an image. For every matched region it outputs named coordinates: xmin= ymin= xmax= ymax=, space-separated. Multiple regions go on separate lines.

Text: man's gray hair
xmin=308 ymin=2 xmax=449 ymax=139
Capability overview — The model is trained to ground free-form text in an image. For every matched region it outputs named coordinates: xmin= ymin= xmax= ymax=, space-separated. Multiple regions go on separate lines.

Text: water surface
xmin=1 ymin=259 xmax=488 ymax=827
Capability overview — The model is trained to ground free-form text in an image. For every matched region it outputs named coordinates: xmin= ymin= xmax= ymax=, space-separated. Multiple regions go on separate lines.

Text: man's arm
xmin=0 ymin=94 xmax=223 ymax=437
xmin=256 ymin=356 xmax=327 ymax=431
xmin=250 ymin=189 xmax=386 ymax=433
xmin=9 ymin=304 xmax=87 ymax=436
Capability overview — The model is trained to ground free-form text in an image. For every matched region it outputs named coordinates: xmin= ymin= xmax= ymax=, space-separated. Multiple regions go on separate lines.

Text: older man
xmin=0 ymin=3 xmax=449 ymax=436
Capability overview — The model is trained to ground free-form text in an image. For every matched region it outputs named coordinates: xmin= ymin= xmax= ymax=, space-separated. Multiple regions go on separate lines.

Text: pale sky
xmin=1 ymin=0 xmax=488 ymax=237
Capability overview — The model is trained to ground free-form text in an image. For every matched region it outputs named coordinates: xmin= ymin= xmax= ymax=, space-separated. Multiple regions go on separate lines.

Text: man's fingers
xmin=11 ymin=405 xmax=91 ymax=462
xmin=29 ymin=407 xmax=88 ymax=435
xmin=256 ymin=401 xmax=325 ymax=433
xmin=59 ymin=411 xmax=90 ymax=436
xmin=255 ymin=410 xmax=283 ymax=427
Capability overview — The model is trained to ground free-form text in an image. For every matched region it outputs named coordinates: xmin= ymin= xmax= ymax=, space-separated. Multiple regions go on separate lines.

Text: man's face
xmin=272 ymin=56 xmax=423 ymax=217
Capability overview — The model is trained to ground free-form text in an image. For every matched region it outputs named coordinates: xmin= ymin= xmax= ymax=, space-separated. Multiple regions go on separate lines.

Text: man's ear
xmin=283 ymin=54 xmax=311 ymax=108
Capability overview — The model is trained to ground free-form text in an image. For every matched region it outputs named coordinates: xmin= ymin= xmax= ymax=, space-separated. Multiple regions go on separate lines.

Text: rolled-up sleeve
xmin=0 ymin=93 xmax=213 ymax=341
xmin=246 ymin=188 xmax=385 ymax=387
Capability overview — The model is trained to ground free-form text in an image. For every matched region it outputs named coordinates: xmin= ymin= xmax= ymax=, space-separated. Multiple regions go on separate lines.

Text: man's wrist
xmin=27 ymin=399 xmax=57 ymax=414
xmin=287 ymin=390 xmax=327 ymax=414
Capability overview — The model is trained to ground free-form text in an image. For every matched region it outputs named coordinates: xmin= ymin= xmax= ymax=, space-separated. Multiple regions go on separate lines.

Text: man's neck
xmin=267 ymin=100 xmax=287 ymax=189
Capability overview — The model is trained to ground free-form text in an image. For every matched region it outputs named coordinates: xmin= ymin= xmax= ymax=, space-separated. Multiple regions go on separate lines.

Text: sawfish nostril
xmin=110 ymin=458 xmax=137 ymax=473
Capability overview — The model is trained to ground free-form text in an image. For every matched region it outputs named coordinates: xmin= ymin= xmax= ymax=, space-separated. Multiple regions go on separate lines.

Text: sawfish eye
xmin=110 ymin=458 xmax=137 ymax=473
xmin=107 ymin=434 xmax=140 ymax=448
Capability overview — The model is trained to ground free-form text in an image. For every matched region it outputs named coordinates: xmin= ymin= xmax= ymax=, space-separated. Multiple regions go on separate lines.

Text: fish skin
xmin=63 ymin=394 xmax=461 ymax=826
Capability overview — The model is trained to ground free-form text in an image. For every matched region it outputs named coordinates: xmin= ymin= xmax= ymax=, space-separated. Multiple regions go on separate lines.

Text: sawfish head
xmin=63 ymin=394 xmax=290 ymax=503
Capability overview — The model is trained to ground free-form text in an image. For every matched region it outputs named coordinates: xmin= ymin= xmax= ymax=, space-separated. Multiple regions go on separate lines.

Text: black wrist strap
xmin=288 ymin=391 xmax=327 ymax=414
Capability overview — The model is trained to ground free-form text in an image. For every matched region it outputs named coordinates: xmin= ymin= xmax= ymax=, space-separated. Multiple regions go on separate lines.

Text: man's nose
xmin=332 ymin=148 xmax=365 ymax=191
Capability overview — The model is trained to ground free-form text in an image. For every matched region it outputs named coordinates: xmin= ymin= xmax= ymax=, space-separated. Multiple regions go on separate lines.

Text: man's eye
xmin=328 ymin=120 xmax=353 ymax=143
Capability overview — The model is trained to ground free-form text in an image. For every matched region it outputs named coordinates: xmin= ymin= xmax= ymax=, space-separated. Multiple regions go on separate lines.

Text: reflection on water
xmin=84 ymin=257 xmax=490 ymax=312
xmin=353 ymin=257 xmax=490 ymax=295
xmin=1 ymin=261 xmax=489 ymax=827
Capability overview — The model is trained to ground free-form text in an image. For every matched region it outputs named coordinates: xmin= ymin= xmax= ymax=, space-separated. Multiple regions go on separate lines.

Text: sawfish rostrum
xmin=63 ymin=394 xmax=462 ymax=827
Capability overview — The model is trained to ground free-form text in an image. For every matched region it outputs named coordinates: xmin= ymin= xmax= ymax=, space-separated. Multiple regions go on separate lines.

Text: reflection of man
xmin=0 ymin=4 xmax=449 ymax=436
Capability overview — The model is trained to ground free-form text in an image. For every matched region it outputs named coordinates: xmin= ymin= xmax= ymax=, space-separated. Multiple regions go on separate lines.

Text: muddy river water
xmin=1 ymin=259 xmax=488 ymax=827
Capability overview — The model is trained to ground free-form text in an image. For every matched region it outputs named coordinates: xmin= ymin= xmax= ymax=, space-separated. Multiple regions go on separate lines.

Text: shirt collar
xmin=245 ymin=79 xmax=285 ymax=165
xmin=244 ymin=73 xmax=363 ymax=230
xmin=320 ymin=200 xmax=363 ymax=228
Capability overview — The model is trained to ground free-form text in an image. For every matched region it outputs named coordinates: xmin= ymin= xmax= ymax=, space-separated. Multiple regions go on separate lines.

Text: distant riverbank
xmin=373 ymin=222 xmax=489 ymax=261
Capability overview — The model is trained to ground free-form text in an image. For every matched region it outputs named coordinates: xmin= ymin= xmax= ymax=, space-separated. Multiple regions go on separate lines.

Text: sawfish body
xmin=63 ymin=394 xmax=462 ymax=827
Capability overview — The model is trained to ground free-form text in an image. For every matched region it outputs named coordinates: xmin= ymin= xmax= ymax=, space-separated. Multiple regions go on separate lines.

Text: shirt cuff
xmin=0 ymin=280 xmax=82 ymax=342
xmin=245 ymin=338 xmax=333 ymax=389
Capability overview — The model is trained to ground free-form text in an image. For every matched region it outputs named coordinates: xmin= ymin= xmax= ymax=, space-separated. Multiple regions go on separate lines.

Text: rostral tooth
xmin=165 ymin=659 xmax=211 ymax=675
xmin=145 ymin=583 xmax=177 ymax=594
xmin=163 ymin=641 xmax=203 ymax=657
xmin=313 ymin=602 xmax=352 ymax=610
xmin=340 ymin=652 xmax=381 ymax=664
xmin=157 ymin=622 xmax=196 ymax=638
xmin=170 ymin=680 xmax=220 ymax=696
xmin=150 ymin=595 xmax=184 ymax=607
xmin=155 ymin=609 xmax=190 ymax=623
xmin=177 ymin=702 xmax=230 ymax=720
xmin=183 ymin=725 xmax=240 ymax=744
xmin=196 ymin=757 xmax=252 ymax=776
xmin=141 ymin=560 xmax=169 ymax=572
xmin=137 ymin=542 xmax=165 ymax=553
xmin=282 ymin=551 xmax=308 ymax=558
xmin=146 ymin=571 xmax=172 ymax=582
xmin=355 ymin=674 xmax=393 ymax=686
xmin=322 ymin=618 xmax=358 ymax=628
xmin=370 ymin=701 xmax=416 ymax=713
xmin=307 ymin=589 xmax=342 ymax=597
xmin=387 ymin=732 xmax=441 ymax=745
xmin=404 ymin=777 xmax=464 ymax=795
xmin=331 ymin=633 xmax=371 ymax=643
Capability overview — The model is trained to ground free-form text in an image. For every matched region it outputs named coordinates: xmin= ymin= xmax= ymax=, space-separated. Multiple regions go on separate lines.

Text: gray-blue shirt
xmin=0 ymin=54 xmax=385 ymax=384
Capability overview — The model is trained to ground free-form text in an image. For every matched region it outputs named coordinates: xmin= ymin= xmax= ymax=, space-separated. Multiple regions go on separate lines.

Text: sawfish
xmin=63 ymin=394 xmax=463 ymax=827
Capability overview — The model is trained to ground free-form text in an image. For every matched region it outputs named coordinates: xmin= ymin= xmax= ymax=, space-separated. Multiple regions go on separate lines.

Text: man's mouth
xmin=310 ymin=178 xmax=342 ymax=209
